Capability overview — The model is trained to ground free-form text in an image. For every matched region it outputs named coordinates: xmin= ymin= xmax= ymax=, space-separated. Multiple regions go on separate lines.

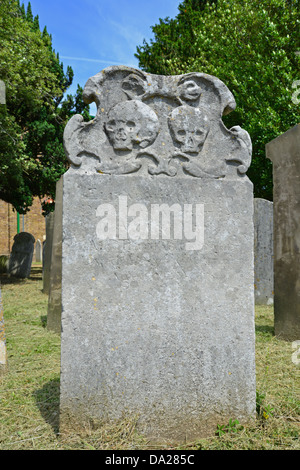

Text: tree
xmin=136 ymin=0 xmax=300 ymax=200
xmin=0 ymin=1 xmax=90 ymax=213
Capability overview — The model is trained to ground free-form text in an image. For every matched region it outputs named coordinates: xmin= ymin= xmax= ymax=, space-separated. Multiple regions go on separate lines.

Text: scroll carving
xmin=63 ymin=66 xmax=252 ymax=178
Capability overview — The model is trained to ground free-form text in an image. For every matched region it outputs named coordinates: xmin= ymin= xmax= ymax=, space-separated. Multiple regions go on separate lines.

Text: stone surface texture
xmin=60 ymin=66 xmax=256 ymax=442
xmin=266 ymin=124 xmax=300 ymax=340
xmin=47 ymin=179 xmax=62 ymax=334
xmin=254 ymin=198 xmax=274 ymax=305
xmin=8 ymin=232 xmax=35 ymax=278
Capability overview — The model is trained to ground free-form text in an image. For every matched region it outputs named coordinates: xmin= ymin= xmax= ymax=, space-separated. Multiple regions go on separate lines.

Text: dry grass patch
xmin=0 ymin=267 xmax=299 ymax=450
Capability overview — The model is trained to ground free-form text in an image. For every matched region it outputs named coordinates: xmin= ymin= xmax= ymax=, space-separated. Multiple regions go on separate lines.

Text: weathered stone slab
xmin=42 ymin=212 xmax=55 ymax=294
xmin=266 ymin=124 xmax=300 ymax=340
xmin=254 ymin=198 xmax=274 ymax=305
xmin=8 ymin=232 xmax=35 ymax=278
xmin=59 ymin=66 xmax=256 ymax=443
xmin=47 ymin=179 xmax=62 ymax=334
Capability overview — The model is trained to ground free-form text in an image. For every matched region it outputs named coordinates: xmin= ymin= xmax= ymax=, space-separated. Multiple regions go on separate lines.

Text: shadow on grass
xmin=29 ymin=266 xmax=43 ymax=281
xmin=0 ymin=273 xmax=25 ymax=285
xmin=255 ymin=324 xmax=274 ymax=336
xmin=33 ymin=377 xmax=60 ymax=435
xmin=0 ymin=266 xmax=43 ymax=285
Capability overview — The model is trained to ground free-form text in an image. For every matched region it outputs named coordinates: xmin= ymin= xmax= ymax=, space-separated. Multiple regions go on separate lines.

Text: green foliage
xmin=136 ymin=0 xmax=300 ymax=199
xmin=256 ymin=390 xmax=275 ymax=423
xmin=0 ymin=1 xmax=90 ymax=213
xmin=215 ymin=419 xmax=244 ymax=437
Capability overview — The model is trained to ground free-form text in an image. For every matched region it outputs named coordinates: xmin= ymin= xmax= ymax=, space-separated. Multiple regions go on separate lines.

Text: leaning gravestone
xmin=254 ymin=198 xmax=274 ymax=305
xmin=47 ymin=179 xmax=63 ymax=334
xmin=8 ymin=232 xmax=35 ymax=278
xmin=59 ymin=66 xmax=256 ymax=443
xmin=42 ymin=212 xmax=55 ymax=294
xmin=266 ymin=124 xmax=300 ymax=341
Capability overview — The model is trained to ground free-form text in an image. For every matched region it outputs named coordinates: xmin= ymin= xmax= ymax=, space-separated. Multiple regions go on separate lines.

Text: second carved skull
xmin=168 ymin=105 xmax=210 ymax=154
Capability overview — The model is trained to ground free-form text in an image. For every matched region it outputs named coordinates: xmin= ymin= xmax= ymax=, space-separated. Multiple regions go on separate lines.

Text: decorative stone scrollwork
xmin=63 ymin=66 xmax=252 ymax=179
xmin=121 ymin=74 xmax=146 ymax=100
xmin=178 ymin=78 xmax=202 ymax=104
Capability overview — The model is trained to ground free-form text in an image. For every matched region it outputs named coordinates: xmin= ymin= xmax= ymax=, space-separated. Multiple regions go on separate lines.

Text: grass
xmin=0 ymin=265 xmax=299 ymax=450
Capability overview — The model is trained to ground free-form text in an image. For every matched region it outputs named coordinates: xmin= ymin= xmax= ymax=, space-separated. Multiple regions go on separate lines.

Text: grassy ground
xmin=0 ymin=265 xmax=299 ymax=450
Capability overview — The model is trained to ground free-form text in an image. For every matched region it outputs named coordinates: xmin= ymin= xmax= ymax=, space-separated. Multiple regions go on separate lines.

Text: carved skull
xmin=169 ymin=105 xmax=210 ymax=154
xmin=105 ymin=100 xmax=159 ymax=151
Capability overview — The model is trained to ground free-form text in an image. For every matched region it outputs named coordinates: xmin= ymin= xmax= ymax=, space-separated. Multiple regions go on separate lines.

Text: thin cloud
xmin=60 ymin=56 xmax=125 ymax=65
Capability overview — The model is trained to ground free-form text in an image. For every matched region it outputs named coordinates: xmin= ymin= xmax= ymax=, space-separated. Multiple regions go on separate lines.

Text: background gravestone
xmin=47 ymin=179 xmax=62 ymax=334
xmin=0 ymin=286 xmax=7 ymax=375
xmin=266 ymin=124 xmax=300 ymax=340
xmin=254 ymin=198 xmax=274 ymax=305
xmin=59 ymin=66 xmax=256 ymax=443
xmin=8 ymin=232 xmax=35 ymax=278
xmin=35 ymin=239 xmax=42 ymax=263
xmin=42 ymin=212 xmax=55 ymax=294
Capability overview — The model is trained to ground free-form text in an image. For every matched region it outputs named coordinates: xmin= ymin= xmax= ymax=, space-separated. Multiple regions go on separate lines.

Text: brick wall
xmin=0 ymin=198 xmax=46 ymax=256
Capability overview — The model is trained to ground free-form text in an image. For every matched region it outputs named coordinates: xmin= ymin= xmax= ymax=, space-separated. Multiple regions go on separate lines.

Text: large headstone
xmin=254 ymin=198 xmax=274 ymax=305
xmin=42 ymin=212 xmax=55 ymax=294
xmin=47 ymin=179 xmax=62 ymax=334
xmin=59 ymin=66 xmax=255 ymax=443
xmin=266 ymin=124 xmax=300 ymax=340
xmin=0 ymin=287 xmax=7 ymax=375
xmin=8 ymin=232 xmax=35 ymax=278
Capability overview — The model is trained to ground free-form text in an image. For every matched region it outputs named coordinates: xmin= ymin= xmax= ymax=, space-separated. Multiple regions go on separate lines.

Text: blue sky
xmin=23 ymin=0 xmax=181 ymax=113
